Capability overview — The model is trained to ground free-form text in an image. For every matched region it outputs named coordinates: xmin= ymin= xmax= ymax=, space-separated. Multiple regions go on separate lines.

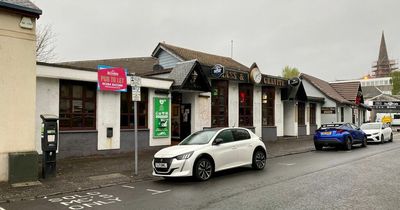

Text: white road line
xmin=277 ymin=163 xmax=296 ymax=166
xmin=146 ymin=189 xmax=171 ymax=195
xmin=0 ymin=207 xmax=5 ymax=210
xmin=122 ymin=185 xmax=135 ymax=189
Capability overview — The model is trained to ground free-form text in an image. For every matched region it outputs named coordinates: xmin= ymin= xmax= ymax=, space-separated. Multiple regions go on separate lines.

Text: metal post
xmin=134 ymin=101 xmax=138 ymax=175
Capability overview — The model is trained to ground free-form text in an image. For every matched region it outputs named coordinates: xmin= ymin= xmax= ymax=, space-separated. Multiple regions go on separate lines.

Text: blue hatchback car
xmin=314 ymin=123 xmax=367 ymax=150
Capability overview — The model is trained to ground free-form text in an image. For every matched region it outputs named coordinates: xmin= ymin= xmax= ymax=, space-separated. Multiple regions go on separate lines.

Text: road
xmin=2 ymin=134 xmax=400 ymax=210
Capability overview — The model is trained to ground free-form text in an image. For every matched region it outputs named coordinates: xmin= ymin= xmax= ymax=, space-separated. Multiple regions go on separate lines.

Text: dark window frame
xmin=211 ymin=80 xmax=229 ymax=127
xmin=59 ymin=80 xmax=97 ymax=131
xmin=120 ymin=87 xmax=148 ymax=129
xmin=309 ymin=103 xmax=316 ymax=125
xmin=239 ymin=84 xmax=254 ymax=127
xmin=262 ymin=86 xmax=275 ymax=126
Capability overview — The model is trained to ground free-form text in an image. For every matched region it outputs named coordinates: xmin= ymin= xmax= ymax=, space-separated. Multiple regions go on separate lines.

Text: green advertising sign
xmin=153 ymin=97 xmax=170 ymax=138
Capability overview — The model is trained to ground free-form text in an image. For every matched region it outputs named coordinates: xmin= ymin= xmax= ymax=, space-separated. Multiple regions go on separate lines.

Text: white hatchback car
xmin=360 ymin=122 xmax=393 ymax=143
xmin=152 ymin=127 xmax=267 ymax=181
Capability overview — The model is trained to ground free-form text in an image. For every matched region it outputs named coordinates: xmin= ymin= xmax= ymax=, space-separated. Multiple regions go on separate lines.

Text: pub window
xmin=309 ymin=103 xmax=316 ymax=125
xmin=211 ymin=80 xmax=228 ymax=127
xmin=120 ymin=87 xmax=148 ymax=129
xmin=239 ymin=84 xmax=253 ymax=127
xmin=262 ymin=86 xmax=275 ymax=126
xmin=59 ymin=80 xmax=97 ymax=130
xmin=340 ymin=107 xmax=344 ymax=122
xmin=298 ymin=102 xmax=305 ymax=125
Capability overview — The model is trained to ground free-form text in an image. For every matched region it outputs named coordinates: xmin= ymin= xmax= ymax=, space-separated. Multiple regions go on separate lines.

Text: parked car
xmin=314 ymin=123 xmax=367 ymax=150
xmin=152 ymin=127 xmax=267 ymax=181
xmin=360 ymin=122 xmax=393 ymax=143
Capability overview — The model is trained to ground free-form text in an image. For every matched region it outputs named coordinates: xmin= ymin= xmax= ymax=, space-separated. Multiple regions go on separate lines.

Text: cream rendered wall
xmin=182 ymin=93 xmax=211 ymax=133
xmin=149 ymin=90 xmax=171 ymax=146
xmin=284 ymin=101 xmax=297 ymax=136
xmin=344 ymin=107 xmax=353 ymax=123
xmin=306 ymin=103 xmax=310 ymax=135
xmin=35 ymin=78 xmax=59 ymax=154
xmin=0 ymin=12 xmax=37 ymax=182
xmin=229 ymin=82 xmax=239 ymax=127
xmin=316 ymin=103 xmax=322 ymax=128
xmin=97 ymin=91 xmax=120 ymax=150
xmin=275 ymin=89 xmax=284 ymax=136
xmin=253 ymin=86 xmax=262 ymax=136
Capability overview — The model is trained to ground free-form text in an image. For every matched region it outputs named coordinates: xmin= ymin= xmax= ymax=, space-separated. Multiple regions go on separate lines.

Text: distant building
xmin=372 ymin=32 xmax=397 ymax=78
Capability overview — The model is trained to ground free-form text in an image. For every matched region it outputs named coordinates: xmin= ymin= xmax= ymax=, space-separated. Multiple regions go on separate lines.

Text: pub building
xmin=148 ymin=43 xmax=290 ymax=141
xmin=34 ymin=42 xmax=317 ymax=159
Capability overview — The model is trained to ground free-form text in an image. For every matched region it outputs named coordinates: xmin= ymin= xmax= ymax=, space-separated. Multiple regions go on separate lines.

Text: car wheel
xmin=344 ymin=136 xmax=352 ymax=150
xmin=194 ymin=157 xmax=213 ymax=181
xmin=252 ymin=149 xmax=266 ymax=170
xmin=361 ymin=136 xmax=367 ymax=147
xmin=315 ymin=144 xmax=323 ymax=151
xmin=389 ymin=133 xmax=393 ymax=142
xmin=381 ymin=135 xmax=385 ymax=144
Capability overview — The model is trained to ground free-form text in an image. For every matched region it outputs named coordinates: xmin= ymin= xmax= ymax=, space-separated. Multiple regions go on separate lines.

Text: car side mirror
xmin=214 ymin=138 xmax=223 ymax=145
xmin=356 ymin=128 xmax=360 ymax=130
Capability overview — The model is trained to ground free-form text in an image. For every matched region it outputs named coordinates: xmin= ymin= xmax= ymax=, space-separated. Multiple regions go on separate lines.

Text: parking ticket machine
xmin=40 ymin=114 xmax=59 ymax=178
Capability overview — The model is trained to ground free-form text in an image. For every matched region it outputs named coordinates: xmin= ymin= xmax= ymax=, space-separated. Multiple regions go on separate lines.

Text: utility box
xmin=8 ymin=151 xmax=38 ymax=183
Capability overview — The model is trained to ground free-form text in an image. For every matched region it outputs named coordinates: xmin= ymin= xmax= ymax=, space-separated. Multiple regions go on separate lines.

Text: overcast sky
xmin=32 ymin=0 xmax=400 ymax=81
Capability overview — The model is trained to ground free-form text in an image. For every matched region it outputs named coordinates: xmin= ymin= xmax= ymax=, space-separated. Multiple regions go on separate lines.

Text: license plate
xmin=155 ymin=163 xmax=168 ymax=168
xmin=321 ymin=131 xmax=332 ymax=135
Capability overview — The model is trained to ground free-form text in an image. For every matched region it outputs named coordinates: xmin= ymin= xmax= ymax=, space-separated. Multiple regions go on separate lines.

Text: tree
xmin=391 ymin=71 xmax=400 ymax=95
xmin=36 ymin=24 xmax=57 ymax=62
xmin=282 ymin=66 xmax=300 ymax=79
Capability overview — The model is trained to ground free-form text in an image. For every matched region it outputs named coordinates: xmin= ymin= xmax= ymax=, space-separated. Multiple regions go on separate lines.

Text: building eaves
xmin=0 ymin=0 xmax=42 ymax=16
xmin=300 ymin=73 xmax=353 ymax=105
xmin=154 ymin=42 xmax=250 ymax=72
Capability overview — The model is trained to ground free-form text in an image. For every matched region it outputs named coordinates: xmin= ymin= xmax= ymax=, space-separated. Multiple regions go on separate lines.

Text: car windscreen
xmin=179 ymin=130 xmax=218 ymax=145
xmin=360 ymin=124 xmax=381 ymax=130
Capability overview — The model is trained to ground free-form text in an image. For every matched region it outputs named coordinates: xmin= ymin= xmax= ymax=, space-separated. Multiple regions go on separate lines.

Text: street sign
xmin=130 ymin=76 xmax=141 ymax=102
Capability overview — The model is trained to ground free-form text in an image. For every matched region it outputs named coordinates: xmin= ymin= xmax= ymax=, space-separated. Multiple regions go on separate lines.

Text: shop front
xmin=36 ymin=63 xmax=173 ymax=158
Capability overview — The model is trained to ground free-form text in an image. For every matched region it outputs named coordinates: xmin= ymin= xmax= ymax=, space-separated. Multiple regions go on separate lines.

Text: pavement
xmin=0 ymin=135 xmax=314 ymax=203
xmin=2 ymin=134 xmax=400 ymax=210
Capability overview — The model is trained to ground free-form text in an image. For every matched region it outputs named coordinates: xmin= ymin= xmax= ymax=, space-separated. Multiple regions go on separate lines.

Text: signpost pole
xmin=130 ymin=74 xmax=141 ymax=176
xmin=134 ymin=101 xmax=138 ymax=175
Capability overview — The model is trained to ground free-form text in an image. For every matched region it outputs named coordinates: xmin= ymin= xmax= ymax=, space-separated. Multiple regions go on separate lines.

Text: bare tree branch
xmin=36 ymin=24 xmax=57 ymax=62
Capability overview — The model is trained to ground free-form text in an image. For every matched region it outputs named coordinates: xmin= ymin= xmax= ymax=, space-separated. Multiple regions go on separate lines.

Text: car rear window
xmin=233 ymin=129 xmax=251 ymax=141
xmin=321 ymin=123 xmax=343 ymax=128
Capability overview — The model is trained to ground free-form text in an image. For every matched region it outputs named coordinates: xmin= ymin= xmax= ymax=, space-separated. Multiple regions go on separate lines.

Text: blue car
xmin=314 ymin=123 xmax=367 ymax=150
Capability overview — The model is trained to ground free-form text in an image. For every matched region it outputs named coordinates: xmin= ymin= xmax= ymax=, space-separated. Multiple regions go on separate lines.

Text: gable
xmin=157 ymin=50 xmax=181 ymax=69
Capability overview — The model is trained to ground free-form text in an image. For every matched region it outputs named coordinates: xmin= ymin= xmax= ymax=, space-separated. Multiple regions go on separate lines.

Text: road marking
xmin=277 ymin=163 xmax=296 ymax=166
xmin=122 ymin=185 xmax=135 ymax=189
xmin=146 ymin=189 xmax=171 ymax=195
xmin=0 ymin=207 xmax=5 ymax=210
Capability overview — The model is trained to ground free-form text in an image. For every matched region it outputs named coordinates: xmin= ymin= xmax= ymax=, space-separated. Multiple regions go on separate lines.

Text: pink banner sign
xmin=97 ymin=67 xmax=127 ymax=91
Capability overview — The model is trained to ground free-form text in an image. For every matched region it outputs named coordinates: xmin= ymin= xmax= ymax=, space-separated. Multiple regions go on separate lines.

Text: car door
xmin=232 ymin=129 xmax=253 ymax=165
xmin=349 ymin=124 xmax=363 ymax=142
xmin=210 ymin=129 xmax=238 ymax=171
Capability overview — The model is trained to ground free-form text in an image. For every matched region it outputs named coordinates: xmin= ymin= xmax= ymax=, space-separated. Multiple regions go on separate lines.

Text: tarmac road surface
xmin=2 ymin=133 xmax=400 ymax=210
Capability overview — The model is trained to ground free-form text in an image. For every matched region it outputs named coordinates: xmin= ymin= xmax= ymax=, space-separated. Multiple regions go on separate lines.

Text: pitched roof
xmin=153 ymin=43 xmax=250 ymax=72
xmin=300 ymin=73 xmax=352 ymax=104
xmin=362 ymin=86 xmax=382 ymax=99
xmin=169 ymin=60 xmax=198 ymax=87
xmin=58 ymin=57 xmax=158 ymax=75
xmin=0 ymin=0 xmax=42 ymax=16
xmin=330 ymin=81 xmax=361 ymax=102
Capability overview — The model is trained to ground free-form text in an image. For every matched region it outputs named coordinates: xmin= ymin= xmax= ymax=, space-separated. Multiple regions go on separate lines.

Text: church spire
xmin=378 ymin=31 xmax=389 ymax=65
xmin=372 ymin=31 xmax=397 ymax=77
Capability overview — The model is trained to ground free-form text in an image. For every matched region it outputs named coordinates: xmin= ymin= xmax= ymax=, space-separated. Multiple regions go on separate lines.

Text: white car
xmin=360 ymin=122 xmax=393 ymax=143
xmin=152 ymin=127 xmax=267 ymax=181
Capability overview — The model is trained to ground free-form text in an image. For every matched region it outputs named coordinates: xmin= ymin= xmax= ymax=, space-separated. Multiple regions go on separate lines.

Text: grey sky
xmin=33 ymin=0 xmax=400 ymax=80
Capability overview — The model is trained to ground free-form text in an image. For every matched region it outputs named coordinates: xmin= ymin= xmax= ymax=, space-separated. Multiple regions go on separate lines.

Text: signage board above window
xmin=321 ymin=107 xmax=336 ymax=114
xmin=97 ymin=65 xmax=127 ymax=92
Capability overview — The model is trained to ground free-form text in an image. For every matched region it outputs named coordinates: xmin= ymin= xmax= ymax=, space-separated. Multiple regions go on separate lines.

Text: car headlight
xmin=175 ymin=151 xmax=194 ymax=160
